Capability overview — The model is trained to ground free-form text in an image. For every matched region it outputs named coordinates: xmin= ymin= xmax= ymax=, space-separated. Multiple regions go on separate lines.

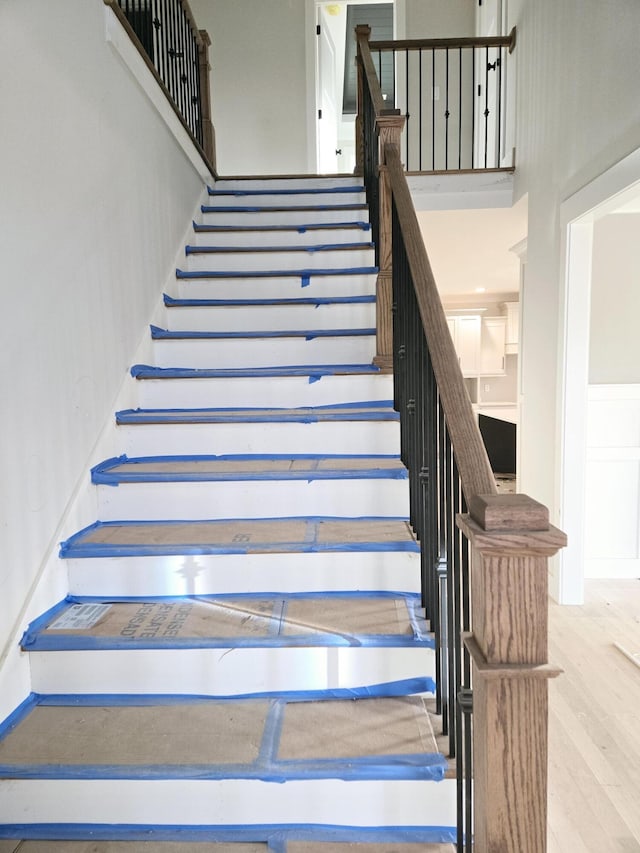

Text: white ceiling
xmin=416 ymin=195 xmax=528 ymax=301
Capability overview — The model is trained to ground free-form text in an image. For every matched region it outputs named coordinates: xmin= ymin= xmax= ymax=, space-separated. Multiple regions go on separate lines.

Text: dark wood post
xmin=458 ymin=494 xmax=567 ymax=853
xmin=198 ymin=29 xmax=216 ymax=173
xmin=354 ymin=25 xmax=371 ymax=177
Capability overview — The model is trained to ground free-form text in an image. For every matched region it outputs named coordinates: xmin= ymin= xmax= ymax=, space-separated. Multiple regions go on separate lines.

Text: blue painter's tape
xmin=130 ymin=363 xmax=381 ymax=379
xmin=185 ymin=242 xmax=374 ymax=255
xmin=163 ymin=293 xmax=376 ymax=307
xmin=192 ymin=220 xmax=372 ymax=233
xmin=150 ymin=325 xmax=375 ymax=340
xmin=201 ymin=204 xmax=366 ymax=214
xmin=0 ymin=824 xmax=457 ymax=844
xmin=32 ymin=678 xmax=436 ymax=706
xmin=175 ymin=266 xmax=378 ymax=280
xmin=207 ymin=185 xmax=365 ymax=197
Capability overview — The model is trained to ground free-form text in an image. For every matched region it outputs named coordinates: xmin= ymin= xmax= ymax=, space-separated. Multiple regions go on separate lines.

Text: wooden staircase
xmin=0 ymin=176 xmax=456 ymax=850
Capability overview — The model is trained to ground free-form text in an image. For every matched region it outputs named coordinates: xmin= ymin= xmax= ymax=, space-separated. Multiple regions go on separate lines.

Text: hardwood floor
xmin=547 ymin=579 xmax=640 ymax=852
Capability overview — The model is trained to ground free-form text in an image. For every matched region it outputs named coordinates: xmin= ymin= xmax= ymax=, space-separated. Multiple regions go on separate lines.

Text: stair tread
xmin=201 ymin=204 xmax=368 ymax=214
xmin=2 ymin=843 xmax=455 ymax=852
xmin=185 ymin=242 xmax=374 ymax=255
xmin=0 ymin=694 xmax=445 ymax=779
xmin=193 ymin=220 xmax=372 ymax=233
xmin=59 ymin=517 xmax=418 ymax=558
xmin=207 ymin=184 xmax=365 ymax=197
xmin=150 ymin=326 xmax=375 ymax=340
xmin=115 ymin=404 xmax=398 ymax=425
xmin=131 ymin=363 xmax=384 ymax=379
xmin=22 ymin=593 xmax=431 ymax=651
xmin=175 ymin=266 xmax=377 ymax=279
xmin=92 ymin=454 xmax=407 ymax=484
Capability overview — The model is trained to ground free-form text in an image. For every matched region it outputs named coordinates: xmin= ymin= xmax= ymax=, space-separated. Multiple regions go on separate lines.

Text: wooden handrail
xmin=356 ymin=25 xmax=387 ymax=115
xmin=371 ymin=28 xmax=517 ymax=53
xmin=384 ymin=143 xmax=497 ymax=505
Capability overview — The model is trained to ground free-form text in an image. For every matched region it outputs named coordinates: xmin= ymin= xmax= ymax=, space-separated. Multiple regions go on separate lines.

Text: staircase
xmin=0 ymin=176 xmax=457 ymax=850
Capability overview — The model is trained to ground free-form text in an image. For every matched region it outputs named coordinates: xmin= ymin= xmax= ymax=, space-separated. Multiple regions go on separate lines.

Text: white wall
xmin=406 ymin=0 xmax=474 ymax=38
xmin=190 ymin=0 xmax=309 ymax=176
xmin=505 ymin=0 xmax=640 ymax=563
xmin=589 ymin=213 xmax=640 ymax=384
xmin=0 ymin=0 xmax=206 ymax=715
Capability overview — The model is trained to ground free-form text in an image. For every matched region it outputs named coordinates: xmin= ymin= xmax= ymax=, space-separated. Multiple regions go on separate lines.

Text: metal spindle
xmin=405 ymin=50 xmax=410 ymax=168
xmin=431 ymin=49 xmax=436 ymax=170
xmin=458 ymin=48 xmax=462 ymax=169
xmin=418 ymin=49 xmax=422 ymax=171
xmin=484 ymin=46 xmax=489 ymax=168
xmin=445 ymin=48 xmax=450 ymax=170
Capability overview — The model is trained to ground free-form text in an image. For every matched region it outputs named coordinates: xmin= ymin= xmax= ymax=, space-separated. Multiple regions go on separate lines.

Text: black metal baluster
xmin=471 ymin=47 xmax=475 ymax=169
xmin=405 ymin=50 xmax=410 ymax=169
xmin=431 ymin=49 xmax=436 ymax=170
xmin=445 ymin=48 xmax=450 ymax=170
xmin=152 ymin=0 xmax=162 ymax=81
xmin=418 ymin=49 xmax=422 ymax=171
xmin=161 ymin=0 xmax=171 ymax=102
xmin=484 ymin=45 xmax=489 ymax=168
xmin=458 ymin=47 xmax=462 ymax=169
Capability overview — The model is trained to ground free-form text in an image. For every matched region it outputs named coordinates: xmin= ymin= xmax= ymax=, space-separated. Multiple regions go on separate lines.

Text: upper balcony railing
xmin=357 ymin=25 xmax=567 ymax=853
xmin=104 ymin=0 xmax=216 ymax=174
xmin=357 ymin=26 xmax=516 ymax=174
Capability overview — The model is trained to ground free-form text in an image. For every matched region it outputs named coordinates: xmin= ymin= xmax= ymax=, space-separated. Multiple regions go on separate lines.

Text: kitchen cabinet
xmin=480 ymin=316 xmax=506 ymax=375
xmin=446 ymin=314 xmax=481 ymax=377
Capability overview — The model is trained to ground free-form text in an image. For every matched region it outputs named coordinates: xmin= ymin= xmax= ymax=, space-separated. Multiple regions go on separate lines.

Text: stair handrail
xmin=358 ymin=24 xmax=566 ymax=853
xmin=103 ymin=0 xmax=216 ymax=176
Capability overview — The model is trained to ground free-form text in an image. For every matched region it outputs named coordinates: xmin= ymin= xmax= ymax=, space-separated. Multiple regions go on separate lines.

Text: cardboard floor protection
xmin=73 ymin=518 xmax=417 ymax=552
xmin=3 ymin=842 xmax=454 ymax=852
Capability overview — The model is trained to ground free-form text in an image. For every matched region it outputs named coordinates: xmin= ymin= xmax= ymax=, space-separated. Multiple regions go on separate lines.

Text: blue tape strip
xmin=200 ymin=204 xmax=367 ymax=213
xmin=193 ymin=220 xmax=372 ymax=233
xmin=130 ymin=363 xmax=381 ymax=379
xmin=150 ymin=325 xmax=376 ymax=340
xmin=91 ymin=455 xmax=406 ymax=486
xmin=185 ymin=242 xmax=374 ymax=255
xmin=207 ymin=185 xmax=365 ymax=196
xmin=176 ymin=266 xmax=378 ymax=280
xmin=164 ymin=293 xmax=376 ymax=307
xmin=0 ymin=824 xmax=457 ymax=844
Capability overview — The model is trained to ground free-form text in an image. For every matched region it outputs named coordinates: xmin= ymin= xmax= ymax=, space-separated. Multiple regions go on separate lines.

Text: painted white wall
xmin=406 ymin=0 xmax=474 ymax=38
xmin=190 ymin=0 xmax=309 ymax=176
xmin=503 ymin=0 xmax=640 ymax=596
xmin=0 ymin=0 xmax=206 ymax=716
xmin=589 ymin=214 xmax=640 ymax=384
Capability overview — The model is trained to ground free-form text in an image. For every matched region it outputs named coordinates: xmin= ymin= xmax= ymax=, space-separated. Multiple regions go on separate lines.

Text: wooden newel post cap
xmin=469 ymin=493 xmax=549 ymax=531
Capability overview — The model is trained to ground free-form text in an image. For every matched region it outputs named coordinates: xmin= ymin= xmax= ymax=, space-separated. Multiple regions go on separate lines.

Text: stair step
xmin=131 ymin=363 xmax=393 ymax=409
xmin=0 ymin=693 xmax=455 ymax=829
xmin=23 ymin=593 xmax=434 ymax=695
xmin=174 ymin=270 xmax=377 ymax=301
xmin=115 ymin=405 xmax=400 ymax=456
xmin=91 ymin=454 xmax=409 ymax=520
xmin=213 ymin=175 xmax=364 ymax=191
xmin=162 ymin=293 xmax=376 ymax=332
xmin=150 ymin=326 xmax=376 ymax=370
xmin=183 ymin=243 xmax=375 ymax=272
xmin=61 ymin=517 xmax=420 ymax=598
xmin=192 ymin=220 xmax=373 ymax=247
xmin=205 ymin=186 xmax=365 ymax=209
xmin=200 ymin=205 xmax=369 ymax=227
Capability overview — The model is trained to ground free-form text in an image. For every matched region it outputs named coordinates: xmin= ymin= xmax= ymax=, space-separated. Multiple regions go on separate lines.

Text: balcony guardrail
xmin=104 ymin=0 xmax=216 ymax=173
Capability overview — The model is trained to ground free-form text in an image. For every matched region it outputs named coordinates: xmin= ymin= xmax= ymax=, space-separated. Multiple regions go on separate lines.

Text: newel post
xmin=457 ymin=495 xmax=567 ymax=853
xmin=354 ymin=25 xmax=370 ymax=177
xmin=198 ymin=29 xmax=216 ymax=173
xmin=374 ymin=114 xmax=404 ymax=372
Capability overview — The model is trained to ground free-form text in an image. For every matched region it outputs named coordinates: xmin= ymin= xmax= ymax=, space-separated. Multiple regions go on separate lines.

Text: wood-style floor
xmin=548 ymin=579 xmax=640 ymax=852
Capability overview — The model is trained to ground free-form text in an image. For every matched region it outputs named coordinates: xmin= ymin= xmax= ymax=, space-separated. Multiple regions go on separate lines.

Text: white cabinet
xmin=503 ymin=301 xmax=519 ymax=354
xmin=480 ymin=316 xmax=506 ymax=375
xmin=447 ymin=314 xmax=481 ymax=376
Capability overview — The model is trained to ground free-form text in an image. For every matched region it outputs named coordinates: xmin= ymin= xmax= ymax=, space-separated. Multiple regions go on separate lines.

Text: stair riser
xmin=200 ymin=207 xmax=369 ymax=227
xmin=67 ymin=552 xmax=419 ymax=597
xmin=183 ymin=247 xmax=374 ymax=273
xmin=175 ymin=272 xmax=377 ymax=301
xmin=151 ymin=337 xmax=376 ymax=369
xmin=0 ymin=778 xmax=457 ymax=829
xmin=163 ymin=303 xmax=375 ymax=333
xmin=30 ymin=647 xmax=432 ymax=695
xmin=190 ymin=226 xmax=373 ymax=248
xmin=95 ymin=479 xmax=409 ymax=521
xmin=116 ymin=421 xmax=401 ymax=457
xmin=134 ymin=374 xmax=394 ymax=410
xmin=205 ymin=191 xmax=366 ymax=208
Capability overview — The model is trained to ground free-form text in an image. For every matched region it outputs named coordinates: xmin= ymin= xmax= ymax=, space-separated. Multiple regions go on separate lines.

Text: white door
xmin=316 ymin=7 xmax=339 ymax=173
